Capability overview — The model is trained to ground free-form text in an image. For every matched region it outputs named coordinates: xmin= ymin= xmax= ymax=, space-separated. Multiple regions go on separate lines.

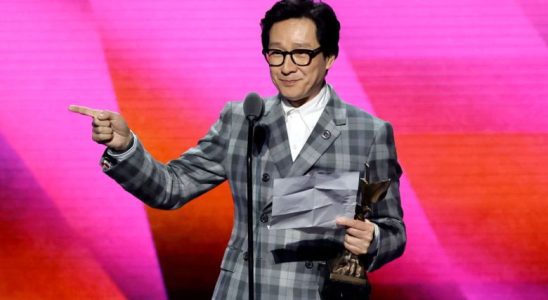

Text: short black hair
xmin=260 ymin=0 xmax=340 ymax=58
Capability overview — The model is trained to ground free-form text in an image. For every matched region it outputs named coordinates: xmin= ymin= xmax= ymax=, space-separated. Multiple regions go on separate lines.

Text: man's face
xmin=267 ymin=18 xmax=336 ymax=107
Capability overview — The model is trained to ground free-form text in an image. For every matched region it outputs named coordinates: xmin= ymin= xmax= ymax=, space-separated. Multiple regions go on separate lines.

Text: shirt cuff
xmin=368 ymin=222 xmax=380 ymax=254
xmin=365 ymin=222 xmax=380 ymax=272
xmin=106 ymin=132 xmax=137 ymax=162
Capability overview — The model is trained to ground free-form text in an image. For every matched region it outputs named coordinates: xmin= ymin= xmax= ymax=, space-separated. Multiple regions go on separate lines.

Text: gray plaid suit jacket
xmin=103 ymin=86 xmax=405 ymax=299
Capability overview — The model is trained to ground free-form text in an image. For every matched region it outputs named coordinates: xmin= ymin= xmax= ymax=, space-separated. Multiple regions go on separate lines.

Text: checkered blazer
xmin=103 ymin=86 xmax=405 ymax=299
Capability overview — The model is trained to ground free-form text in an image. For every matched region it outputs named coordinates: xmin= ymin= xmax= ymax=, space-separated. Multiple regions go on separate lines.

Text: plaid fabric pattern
xmin=103 ymin=86 xmax=405 ymax=299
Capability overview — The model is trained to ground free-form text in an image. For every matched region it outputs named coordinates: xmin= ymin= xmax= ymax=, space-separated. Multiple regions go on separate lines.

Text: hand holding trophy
xmin=329 ymin=164 xmax=391 ymax=285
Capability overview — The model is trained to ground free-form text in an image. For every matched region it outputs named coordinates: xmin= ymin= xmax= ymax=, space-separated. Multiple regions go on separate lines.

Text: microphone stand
xmin=243 ymin=92 xmax=262 ymax=300
xmin=246 ymin=117 xmax=256 ymax=300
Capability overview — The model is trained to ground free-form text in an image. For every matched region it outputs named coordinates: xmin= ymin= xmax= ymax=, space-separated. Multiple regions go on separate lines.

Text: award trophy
xmin=328 ymin=164 xmax=391 ymax=285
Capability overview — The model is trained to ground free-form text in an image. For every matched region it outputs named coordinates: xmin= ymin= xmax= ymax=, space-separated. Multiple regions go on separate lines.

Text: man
xmin=70 ymin=0 xmax=405 ymax=298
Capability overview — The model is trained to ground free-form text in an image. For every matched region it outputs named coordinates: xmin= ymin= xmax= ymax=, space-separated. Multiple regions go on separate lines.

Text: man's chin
xmin=280 ymin=93 xmax=310 ymax=107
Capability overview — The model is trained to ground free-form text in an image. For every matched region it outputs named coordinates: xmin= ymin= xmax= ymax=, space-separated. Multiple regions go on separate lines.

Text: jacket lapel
xmin=261 ymin=96 xmax=294 ymax=178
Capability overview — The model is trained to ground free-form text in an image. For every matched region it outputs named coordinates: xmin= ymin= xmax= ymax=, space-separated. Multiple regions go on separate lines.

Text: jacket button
xmin=260 ymin=213 xmax=268 ymax=223
xmin=321 ymin=130 xmax=331 ymax=140
xmin=305 ymin=261 xmax=313 ymax=269
xmin=262 ymin=173 xmax=270 ymax=182
xmin=243 ymin=252 xmax=248 ymax=261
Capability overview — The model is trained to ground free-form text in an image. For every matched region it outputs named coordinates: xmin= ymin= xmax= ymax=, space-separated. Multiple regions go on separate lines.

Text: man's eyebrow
xmin=268 ymin=42 xmax=284 ymax=48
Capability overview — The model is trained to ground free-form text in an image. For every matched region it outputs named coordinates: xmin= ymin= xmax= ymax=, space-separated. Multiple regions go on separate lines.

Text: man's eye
xmin=268 ymin=50 xmax=283 ymax=56
xmin=292 ymin=50 xmax=309 ymax=57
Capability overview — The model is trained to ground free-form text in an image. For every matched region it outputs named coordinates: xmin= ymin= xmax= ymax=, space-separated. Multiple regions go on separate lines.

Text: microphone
xmin=243 ymin=92 xmax=264 ymax=122
xmin=243 ymin=92 xmax=263 ymax=300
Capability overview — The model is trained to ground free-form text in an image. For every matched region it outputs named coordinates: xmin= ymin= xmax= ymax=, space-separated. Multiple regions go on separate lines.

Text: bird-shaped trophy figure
xmin=328 ymin=164 xmax=391 ymax=285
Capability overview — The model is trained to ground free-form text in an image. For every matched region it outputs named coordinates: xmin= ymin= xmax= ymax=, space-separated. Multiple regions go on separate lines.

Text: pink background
xmin=1 ymin=0 xmax=547 ymax=298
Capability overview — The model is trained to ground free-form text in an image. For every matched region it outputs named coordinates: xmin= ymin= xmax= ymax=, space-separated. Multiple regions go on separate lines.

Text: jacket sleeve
xmin=367 ymin=121 xmax=406 ymax=271
xmin=101 ymin=102 xmax=233 ymax=210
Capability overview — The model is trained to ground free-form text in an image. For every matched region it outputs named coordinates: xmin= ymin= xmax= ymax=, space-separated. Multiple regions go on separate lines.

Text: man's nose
xmin=281 ymin=55 xmax=298 ymax=74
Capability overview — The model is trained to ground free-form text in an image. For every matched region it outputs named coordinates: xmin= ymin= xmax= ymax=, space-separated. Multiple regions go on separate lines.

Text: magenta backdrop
xmin=1 ymin=0 xmax=548 ymax=299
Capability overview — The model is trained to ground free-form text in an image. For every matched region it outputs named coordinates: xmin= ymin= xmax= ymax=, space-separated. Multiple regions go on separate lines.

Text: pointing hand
xmin=68 ymin=105 xmax=132 ymax=152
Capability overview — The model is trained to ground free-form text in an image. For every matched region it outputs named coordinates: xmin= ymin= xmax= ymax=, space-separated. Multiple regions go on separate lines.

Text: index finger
xmin=68 ymin=105 xmax=101 ymax=118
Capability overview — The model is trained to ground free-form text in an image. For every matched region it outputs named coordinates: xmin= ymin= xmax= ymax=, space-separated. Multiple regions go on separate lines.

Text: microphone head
xmin=243 ymin=92 xmax=264 ymax=121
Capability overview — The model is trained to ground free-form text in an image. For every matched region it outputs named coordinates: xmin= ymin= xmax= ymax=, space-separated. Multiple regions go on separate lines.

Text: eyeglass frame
xmin=262 ymin=47 xmax=323 ymax=67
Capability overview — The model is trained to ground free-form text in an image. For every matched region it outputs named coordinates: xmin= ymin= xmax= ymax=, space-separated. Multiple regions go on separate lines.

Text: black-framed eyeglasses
xmin=262 ymin=47 xmax=323 ymax=67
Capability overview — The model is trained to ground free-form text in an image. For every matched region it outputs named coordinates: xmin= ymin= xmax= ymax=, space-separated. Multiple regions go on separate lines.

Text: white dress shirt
xmin=281 ymin=84 xmax=330 ymax=161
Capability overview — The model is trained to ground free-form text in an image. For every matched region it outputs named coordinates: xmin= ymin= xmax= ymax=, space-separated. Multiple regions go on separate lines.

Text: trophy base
xmin=329 ymin=272 xmax=367 ymax=285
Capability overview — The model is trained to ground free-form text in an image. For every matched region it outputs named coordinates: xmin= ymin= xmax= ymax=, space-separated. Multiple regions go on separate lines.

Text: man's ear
xmin=325 ymin=55 xmax=336 ymax=70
